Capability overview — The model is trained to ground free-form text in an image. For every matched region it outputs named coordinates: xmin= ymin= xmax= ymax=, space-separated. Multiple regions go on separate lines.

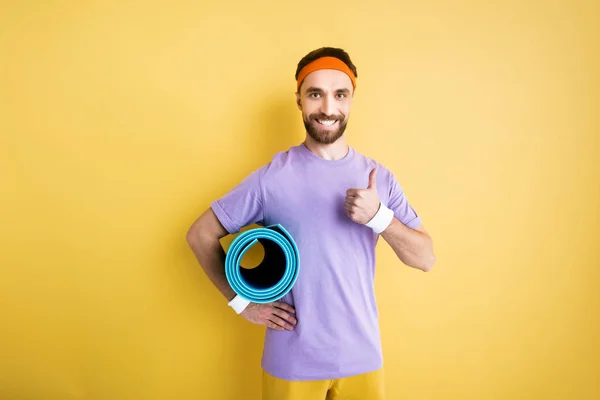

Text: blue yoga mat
xmin=224 ymin=224 xmax=300 ymax=304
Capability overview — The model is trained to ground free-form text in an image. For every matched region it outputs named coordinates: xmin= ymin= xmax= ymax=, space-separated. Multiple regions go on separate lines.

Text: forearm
xmin=187 ymin=233 xmax=236 ymax=302
xmin=381 ymin=218 xmax=436 ymax=271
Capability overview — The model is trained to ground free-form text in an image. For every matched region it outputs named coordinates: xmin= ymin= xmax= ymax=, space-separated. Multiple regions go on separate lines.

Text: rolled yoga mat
xmin=224 ymin=224 xmax=300 ymax=304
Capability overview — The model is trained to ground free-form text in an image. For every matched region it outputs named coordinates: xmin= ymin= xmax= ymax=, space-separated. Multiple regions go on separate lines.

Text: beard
xmin=303 ymin=112 xmax=348 ymax=145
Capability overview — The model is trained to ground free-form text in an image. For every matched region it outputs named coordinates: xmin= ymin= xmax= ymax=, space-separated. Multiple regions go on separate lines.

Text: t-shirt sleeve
xmin=386 ymin=172 xmax=422 ymax=229
xmin=210 ymin=168 xmax=265 ymax=234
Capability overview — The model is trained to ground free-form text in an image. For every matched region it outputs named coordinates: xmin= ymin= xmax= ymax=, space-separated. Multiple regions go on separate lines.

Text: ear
xmin=295 ymin=92 xmax=302 ymax=111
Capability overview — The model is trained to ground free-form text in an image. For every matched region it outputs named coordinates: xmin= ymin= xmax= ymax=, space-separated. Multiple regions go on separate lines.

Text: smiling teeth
xmin=318 ymin=120 xmax=336 ymax=126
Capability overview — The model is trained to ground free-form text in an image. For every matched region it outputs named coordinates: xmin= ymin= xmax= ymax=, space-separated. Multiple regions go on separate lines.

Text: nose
xmin=320 ymin=94 xmax=335 ymax=117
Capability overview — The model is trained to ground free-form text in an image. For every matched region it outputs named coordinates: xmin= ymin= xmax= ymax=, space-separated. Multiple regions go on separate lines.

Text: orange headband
xmin=296 ymin=56 xmax=356 ymax=92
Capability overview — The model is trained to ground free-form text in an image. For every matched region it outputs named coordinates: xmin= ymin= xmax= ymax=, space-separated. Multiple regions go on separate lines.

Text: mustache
xmin=309 ymin=112 xmax=345 ymax=121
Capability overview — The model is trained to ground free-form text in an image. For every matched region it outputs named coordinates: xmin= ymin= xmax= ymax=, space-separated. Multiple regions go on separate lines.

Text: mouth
xmin=315 ymin=119 xmax=338 ymax=128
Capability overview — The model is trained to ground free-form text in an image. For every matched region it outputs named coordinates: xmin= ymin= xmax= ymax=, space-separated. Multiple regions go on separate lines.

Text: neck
xmin=303 ymin=135 xmax=349 ymax=161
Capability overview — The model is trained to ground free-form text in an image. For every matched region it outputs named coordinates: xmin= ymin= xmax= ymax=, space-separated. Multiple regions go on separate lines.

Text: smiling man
xmin=186 ymin=47 xmax=436 ymax=400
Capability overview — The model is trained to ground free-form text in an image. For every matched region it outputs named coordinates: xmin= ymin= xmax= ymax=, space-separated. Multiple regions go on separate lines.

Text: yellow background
xmin=1 ymin=1 xmax=598 ymax=399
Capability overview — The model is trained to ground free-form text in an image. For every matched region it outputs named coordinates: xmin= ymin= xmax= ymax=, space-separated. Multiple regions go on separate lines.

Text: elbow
xmin=186 ymin=208 xmax=228 ymax=248
xmin=420 ymin=237 xmax=436 ymax=272
xmin=186 ymin=222 xmax=202 ymax=248
xmin=186 ymin=211 xmax=223 ymax=249
xmin=420 ymin=254 xmax=436 ymax=272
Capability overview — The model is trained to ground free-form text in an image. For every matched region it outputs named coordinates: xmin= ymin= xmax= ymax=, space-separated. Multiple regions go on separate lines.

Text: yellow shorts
xmin=262 ymin=368 xmax=385 ymax=400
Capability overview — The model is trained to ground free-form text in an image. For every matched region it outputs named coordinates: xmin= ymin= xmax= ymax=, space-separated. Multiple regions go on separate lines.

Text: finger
xmin=345 ymin=202 xmax=359 ymax=213
xmin=352 ymin=189 xmax=366 ymax=199
xmin=346 ymin=189 xmax=358 ymax=197
xmin=348 ymin=196 xmax=362 ymax=205
xmin=273 ymin=302 xmax=295 ymax=314
xmin=269 ymin=315 xmax=294 ymax=330
xmin=368 ymin=167 xmax=377 ymax=190
xmin=266 ymin=320 xmax=284 ymax=330
xmin=273 ymin=308 xmax=297 ymax=325
xmin=345 ymin=208 xmax=355 ymax=220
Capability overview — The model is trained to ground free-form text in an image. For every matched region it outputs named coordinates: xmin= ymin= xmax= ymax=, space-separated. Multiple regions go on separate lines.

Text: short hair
xmin=294 ymin=47 xmax=358 ymax=82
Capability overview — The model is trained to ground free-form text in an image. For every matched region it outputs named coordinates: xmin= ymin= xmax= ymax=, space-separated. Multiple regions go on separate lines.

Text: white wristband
xmin=365 ymin=203 xmax=394 ymax=234
xmin=228 ymin=294 xmax=250 ymax=314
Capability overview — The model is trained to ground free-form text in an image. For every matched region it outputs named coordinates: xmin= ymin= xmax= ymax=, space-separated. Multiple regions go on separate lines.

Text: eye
xmin=309 ymin=93 xmax=321 ymax=98
xmin=336 ymin=93 xmax=347 ymax=99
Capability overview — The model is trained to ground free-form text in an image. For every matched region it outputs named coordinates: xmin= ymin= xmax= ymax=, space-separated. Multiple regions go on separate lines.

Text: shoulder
xmin=267 ymin=144 xmax=301 ymax=166
xmin=352 ymin=147 xmax=396 ymax=183
xmin=254 ymin=143 xmax=304 ymax=178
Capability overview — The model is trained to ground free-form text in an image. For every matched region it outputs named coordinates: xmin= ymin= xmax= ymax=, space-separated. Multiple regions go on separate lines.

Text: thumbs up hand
xmin=345 ymin=167 xmax=381 ymax=225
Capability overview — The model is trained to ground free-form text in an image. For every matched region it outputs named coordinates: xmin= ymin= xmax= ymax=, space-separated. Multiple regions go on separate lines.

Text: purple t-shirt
xmin=211 ymin=142 xmax=421 ymax=381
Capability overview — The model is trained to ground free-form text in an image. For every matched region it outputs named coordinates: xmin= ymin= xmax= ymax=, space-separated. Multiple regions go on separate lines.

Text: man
xmin=186 ymin=47 xmax=436 ymax=400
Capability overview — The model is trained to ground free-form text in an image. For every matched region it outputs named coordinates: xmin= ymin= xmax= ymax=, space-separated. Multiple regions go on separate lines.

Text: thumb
xmin=367 ymin=167 xmax=377 ymax=190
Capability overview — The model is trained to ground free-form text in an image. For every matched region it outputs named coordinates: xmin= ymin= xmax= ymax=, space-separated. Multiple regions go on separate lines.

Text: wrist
xmin=365 ymin=202 xmax=394 ymax=233
xmin=228 ymin=294 xmax=250 ymax=314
